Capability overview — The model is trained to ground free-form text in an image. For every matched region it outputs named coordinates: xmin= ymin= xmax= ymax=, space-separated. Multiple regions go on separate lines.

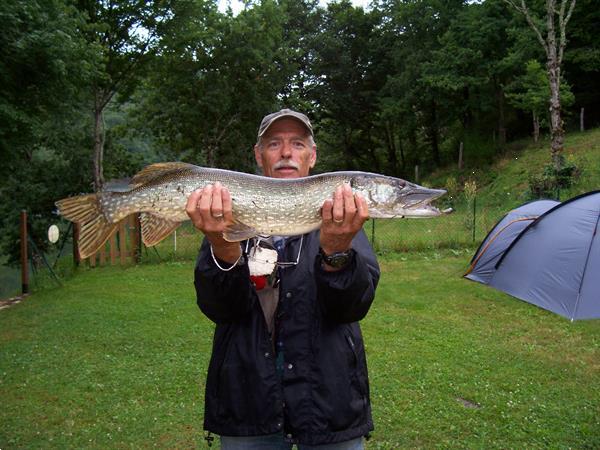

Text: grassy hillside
xmin=429 ymin=128 xmax=600 ymax=211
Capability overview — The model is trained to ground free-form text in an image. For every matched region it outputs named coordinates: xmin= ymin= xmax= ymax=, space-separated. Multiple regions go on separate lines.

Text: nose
xmin=280 ymin=141 xmax=292 ymax=159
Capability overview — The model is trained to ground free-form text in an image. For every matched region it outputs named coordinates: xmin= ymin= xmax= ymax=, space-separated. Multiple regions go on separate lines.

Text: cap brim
xmin=258 ymin=112 xmax=313 ymax=137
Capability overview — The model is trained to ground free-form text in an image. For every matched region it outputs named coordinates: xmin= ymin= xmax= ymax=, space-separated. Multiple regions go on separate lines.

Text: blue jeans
xmin=220 ymin=433 xmax=364 ymax=450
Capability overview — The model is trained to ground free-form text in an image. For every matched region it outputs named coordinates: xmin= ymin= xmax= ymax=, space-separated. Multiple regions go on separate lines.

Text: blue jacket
xmin=194 ymin=229 xmax=380 ymax=445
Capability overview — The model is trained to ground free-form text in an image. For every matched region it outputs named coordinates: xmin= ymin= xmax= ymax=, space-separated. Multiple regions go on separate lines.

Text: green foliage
xmin=131 ymin=0 xmax=301 ymax=171
xmin=0 ymin=132 xmax=92 ymax=265
xmin=528 ymin=155 xmax=580 ymax=199
xmin=0 ymin=0 xmax=97 ymax=169
xmin=506 ymin=59 xmax=575 ymax=128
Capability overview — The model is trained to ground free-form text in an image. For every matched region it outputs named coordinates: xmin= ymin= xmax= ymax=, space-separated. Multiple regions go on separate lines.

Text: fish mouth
xmin=402 ymin=187 xmax=446 ymax=209
xmin=392 ymin=187 xmax=447 ymax=217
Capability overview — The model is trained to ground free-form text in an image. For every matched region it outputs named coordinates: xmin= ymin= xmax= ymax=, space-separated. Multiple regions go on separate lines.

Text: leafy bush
xmin=528 ymin=156 xmax=580 ymax=199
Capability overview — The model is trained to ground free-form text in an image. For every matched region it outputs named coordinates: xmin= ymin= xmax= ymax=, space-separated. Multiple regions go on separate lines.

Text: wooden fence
xmin=76 ymin=214 xmax=141 ymax=267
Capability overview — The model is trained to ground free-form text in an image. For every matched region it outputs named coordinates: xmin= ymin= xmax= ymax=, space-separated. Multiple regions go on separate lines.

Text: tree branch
xmin=503 ymin=0 xmax=549 ymax=55
xmin=558 ymin=0 xmax=576 ymax=65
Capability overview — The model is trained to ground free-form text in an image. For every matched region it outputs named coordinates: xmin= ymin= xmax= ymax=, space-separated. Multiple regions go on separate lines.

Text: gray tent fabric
xmin=465 ymin=191 xmax=600 ymax=320
xmin=465 ymin=200 xmax=559 ymax=284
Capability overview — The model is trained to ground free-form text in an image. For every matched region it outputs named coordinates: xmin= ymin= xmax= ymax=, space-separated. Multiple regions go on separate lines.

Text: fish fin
xmin=223 ymin=221 xmax=260 ymax=242
xmin=130 ymin=162 xmax=197 ymax=188
xmin=56 ymin=192 xmax=120 ymax=259
xmin=78 ymin=214 xmax=119 ymax=259
xmin=140 ymin=213 xmax=181 ymax=247
xmin=55 ymin=193 xmax=103 ymax=223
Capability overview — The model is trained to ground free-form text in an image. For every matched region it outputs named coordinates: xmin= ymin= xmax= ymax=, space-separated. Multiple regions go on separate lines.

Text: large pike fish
xmin=56 ymin=162 xmax=448 ymax=258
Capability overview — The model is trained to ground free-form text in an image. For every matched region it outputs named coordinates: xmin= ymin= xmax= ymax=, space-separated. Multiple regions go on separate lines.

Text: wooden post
xmin=73 ymin=222 xmax=81 ymax=267
xmin=370 ymin=219 xmax=375 ymax=247
xmin=472 ymin=196 xmax=477 ymax=243
xmin=414 ymin=165 xmax=419 ymax=183
xmin=99 ymin=245 xmax=106 ymax=266
xmin=458 ymin=142 xmax=464 ymax=170
xmin=109 ymin=233 xmax=117 ymax=265
xmin=133 ymin=214 xmax=142 ymax=263
xmin=580 ymin=107 xmax=584 ymax=132
xmin=20 ymin=210 xmax=29 ymax=295
xmin=119 ymin=221 xmax=127 ymax=265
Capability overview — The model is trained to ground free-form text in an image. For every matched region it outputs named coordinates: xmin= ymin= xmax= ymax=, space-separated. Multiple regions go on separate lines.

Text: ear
xmin=254 ymin=144 xmax=263 ymax=169
xmin=309 ymin=144 xmax=317 ymax=169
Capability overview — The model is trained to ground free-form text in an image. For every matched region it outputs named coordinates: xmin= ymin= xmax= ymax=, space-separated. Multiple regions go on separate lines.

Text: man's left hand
xmin=320 ymin=183 xmax=369 ymax=256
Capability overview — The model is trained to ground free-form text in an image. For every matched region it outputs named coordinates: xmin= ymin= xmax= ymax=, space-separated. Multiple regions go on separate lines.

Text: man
xmin=186 ymin=109 xmax=380 ymax=449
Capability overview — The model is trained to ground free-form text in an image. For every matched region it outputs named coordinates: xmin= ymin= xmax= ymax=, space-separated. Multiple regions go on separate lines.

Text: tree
xmin=424 ymin=0 xmax=526 ymax=154
xmin=76 ymin=0 xmax=168 ymax=191
xmin=0 ymin=0 xmax=99 ymax=264
xmin=506 ymin=59 xmax=574 ymax=142
xmin=0 ymin=0 xmax=96 ymax=174
xmin=375 ymin=0 xmax=466 ymax=171
xmin=135 ymin=0 xmax=292 ymax=171
xmin=309 ymin=1 xmax=383 ymax=172
xmin=503 ymin=0 xmax=577 ymax=170
xmin=562 ymin=0 xmax=600 ymax=129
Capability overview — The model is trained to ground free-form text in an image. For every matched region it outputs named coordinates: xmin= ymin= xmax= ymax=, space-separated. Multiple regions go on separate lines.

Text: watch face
xmin=322 ymin=250 xmax=352 ymax=268
xmin=328 ymin=253 xmax=350 ymax=268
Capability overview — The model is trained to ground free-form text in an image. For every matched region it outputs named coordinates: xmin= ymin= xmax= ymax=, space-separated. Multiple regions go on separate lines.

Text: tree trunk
xmin=580 ymin=107 xmax=584 ymax=131
xmin=533 ymin=111 xmax=540 ymax=143
xmin=546 ymin=13 xmax=564 ymax=171
xmin=384 ymin=122 xmax=399 ymax=175
xmin=398 ymin=138 xmax=406 ymax=171
xmin=497 ymin=83 xmax=506 ymax=149
xmin=409 ymin=127 xmax=418 ymax=167
xmin=206 ymin=145 xmax=215 ymax=167
xmin=429 ymin=99 xmax=441 ymax=166
xmin=504 ymin=0 xmax=576 ymax=170
xmin=93 ymin=103 xmax=105 ymax=192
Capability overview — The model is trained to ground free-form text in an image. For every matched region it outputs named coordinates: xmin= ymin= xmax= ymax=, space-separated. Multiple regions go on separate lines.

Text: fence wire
xmin=141 ymin=201 xmax=504 ymax=262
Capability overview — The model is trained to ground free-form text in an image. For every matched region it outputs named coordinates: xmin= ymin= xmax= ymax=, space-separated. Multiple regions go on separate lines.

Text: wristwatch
xmin=319 ymin=247 xmax=355 ymax=269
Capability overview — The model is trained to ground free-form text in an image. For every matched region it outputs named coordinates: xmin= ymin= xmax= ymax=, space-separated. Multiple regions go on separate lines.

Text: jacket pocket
xmin=345 ymin=333 xmax=367 ymax=404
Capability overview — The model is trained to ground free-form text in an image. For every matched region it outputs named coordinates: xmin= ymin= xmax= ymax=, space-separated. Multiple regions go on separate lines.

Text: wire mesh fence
xmin=142 ymin=202 xmax=504 ymax=260
xmin=1 ymin=195 xmax=507 ymax=300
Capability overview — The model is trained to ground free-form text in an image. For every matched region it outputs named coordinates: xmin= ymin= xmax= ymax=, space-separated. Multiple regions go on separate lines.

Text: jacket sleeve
xmin=314 ymin=230 xmax=380 ymax=323
xmin=194 ymin=238 xmax=256 ymax=323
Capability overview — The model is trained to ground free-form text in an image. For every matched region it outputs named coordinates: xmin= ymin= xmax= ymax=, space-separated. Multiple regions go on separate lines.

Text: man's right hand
xmin=186 ymin=182 xmax=242 ymax=264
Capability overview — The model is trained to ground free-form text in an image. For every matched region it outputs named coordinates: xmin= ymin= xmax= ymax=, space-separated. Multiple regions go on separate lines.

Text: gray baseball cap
xmin=257 ymin=108 xmax=314 ymax=138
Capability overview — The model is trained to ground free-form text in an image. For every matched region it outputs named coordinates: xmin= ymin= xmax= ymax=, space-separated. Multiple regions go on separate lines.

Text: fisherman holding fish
xmin=186 ymin=109 xmax=380 ymax=449
xmin=57 ymin=107 xmax=446 ymax=446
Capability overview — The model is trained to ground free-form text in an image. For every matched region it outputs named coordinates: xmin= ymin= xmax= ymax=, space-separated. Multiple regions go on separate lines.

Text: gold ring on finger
xmin=333 ymin=218 xmax=344 ymax=223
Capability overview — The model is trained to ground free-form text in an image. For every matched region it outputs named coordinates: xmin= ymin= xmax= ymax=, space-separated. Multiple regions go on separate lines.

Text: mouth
xmin=275 ymin=166 xmax=298 ymax=177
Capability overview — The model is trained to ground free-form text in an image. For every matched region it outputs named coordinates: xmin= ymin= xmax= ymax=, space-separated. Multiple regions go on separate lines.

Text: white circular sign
xmin=48 ymin=225 xmax=60 ymax=244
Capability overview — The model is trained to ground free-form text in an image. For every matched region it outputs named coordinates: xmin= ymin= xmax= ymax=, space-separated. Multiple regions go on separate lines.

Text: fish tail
xmin=55 ymin=193 xmax=118 ymax=259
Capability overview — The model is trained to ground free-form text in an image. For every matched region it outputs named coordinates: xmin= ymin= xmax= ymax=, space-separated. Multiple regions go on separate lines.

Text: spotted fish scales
xmin=56 ymin=162 xmax=447 ymax=259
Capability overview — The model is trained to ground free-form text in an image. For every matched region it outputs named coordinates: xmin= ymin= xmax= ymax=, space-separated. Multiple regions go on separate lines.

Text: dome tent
xmin=465 ymin=191 xmax=600 ymax=320
xmin=465 ymin=199 xmax=559 ymax=284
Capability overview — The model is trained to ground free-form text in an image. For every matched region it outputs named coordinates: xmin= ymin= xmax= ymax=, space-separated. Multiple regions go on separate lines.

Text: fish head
xmin=350 ymin=174 xmax=446 ymax=218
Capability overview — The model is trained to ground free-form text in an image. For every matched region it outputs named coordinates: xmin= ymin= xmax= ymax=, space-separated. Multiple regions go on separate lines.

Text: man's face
xmin=254 ymin=118 xmax=317 ymax=179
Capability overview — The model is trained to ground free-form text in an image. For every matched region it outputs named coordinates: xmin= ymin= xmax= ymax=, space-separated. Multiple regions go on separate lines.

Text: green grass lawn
xmin=1 ymin=253 xmax=599 ymax=449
